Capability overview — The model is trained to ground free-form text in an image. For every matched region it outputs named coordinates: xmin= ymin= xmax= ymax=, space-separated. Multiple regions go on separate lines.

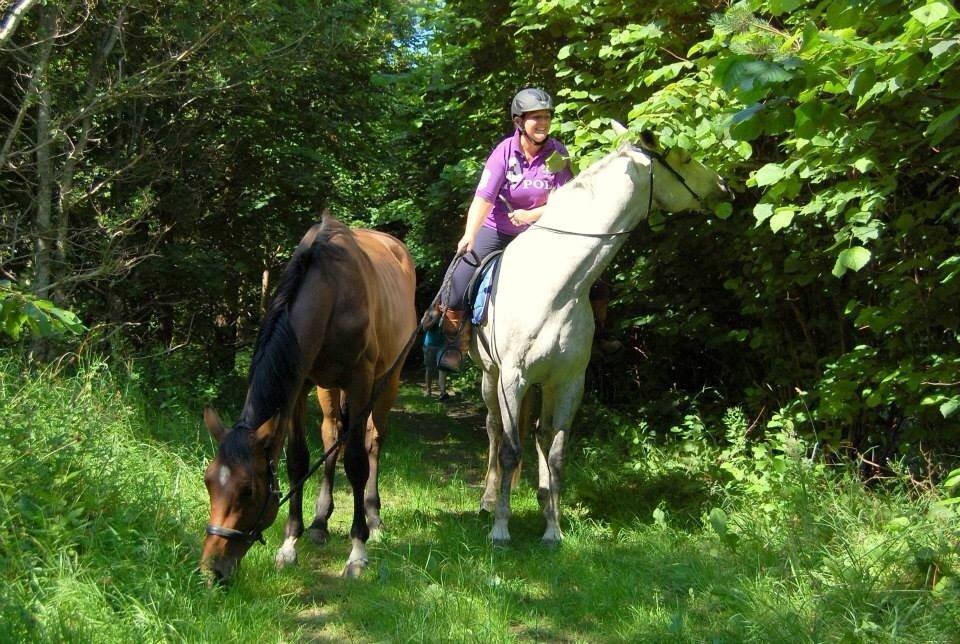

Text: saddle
xmin=464 ymin=250 xmax=502 ymax=325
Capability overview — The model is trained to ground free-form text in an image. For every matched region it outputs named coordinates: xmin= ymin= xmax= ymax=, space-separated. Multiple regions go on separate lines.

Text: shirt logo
xmin=522 ymin=178 xmax=552 ymax=190
xmin=506 ymin=156 xmax=523 ymax=185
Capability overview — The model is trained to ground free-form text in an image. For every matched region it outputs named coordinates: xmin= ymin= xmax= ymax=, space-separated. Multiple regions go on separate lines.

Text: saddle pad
xmin=470 ymin=252 xmax=502 ymax=326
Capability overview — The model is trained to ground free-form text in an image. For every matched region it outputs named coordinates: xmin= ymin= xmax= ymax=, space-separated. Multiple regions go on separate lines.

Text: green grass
xmin=1 ymin=355 xmax=958 ymax=642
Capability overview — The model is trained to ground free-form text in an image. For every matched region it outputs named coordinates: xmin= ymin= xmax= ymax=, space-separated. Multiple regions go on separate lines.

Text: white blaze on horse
xmin=473 ymin=124 xmax=728 ymax=545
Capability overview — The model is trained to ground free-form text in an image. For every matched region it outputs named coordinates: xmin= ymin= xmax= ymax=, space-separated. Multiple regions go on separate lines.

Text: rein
xmin=206 ymin=259 xmax=462 ymax=547
xmin=527 ymin=146 xmax=704 ymax=239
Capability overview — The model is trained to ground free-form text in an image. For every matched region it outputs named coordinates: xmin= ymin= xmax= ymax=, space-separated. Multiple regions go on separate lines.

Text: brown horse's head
xmin=200 ymin=408 xmax=280 ymax=584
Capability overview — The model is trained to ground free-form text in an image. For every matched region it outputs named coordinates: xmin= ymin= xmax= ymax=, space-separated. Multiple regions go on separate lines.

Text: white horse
xmin=472 ymin=124 xmax=728 ymax=545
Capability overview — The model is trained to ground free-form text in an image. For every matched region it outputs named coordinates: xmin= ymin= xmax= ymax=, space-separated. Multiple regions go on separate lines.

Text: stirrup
xmin=437 ymin=347 xmax=463 ymax=373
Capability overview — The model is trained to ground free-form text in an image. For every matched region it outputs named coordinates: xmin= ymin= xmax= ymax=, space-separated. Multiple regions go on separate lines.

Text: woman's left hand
xmin=509 ymin=209 xmax=536 ymax=226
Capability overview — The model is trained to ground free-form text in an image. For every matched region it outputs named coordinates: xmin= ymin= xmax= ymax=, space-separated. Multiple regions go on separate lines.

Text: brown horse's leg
xmin=364 ymin=368 xmax=401 ymax=533
xmin=342 ymin=367 xmax=375 ymax=577
xmin=276 ymin=391 xmax=309 ymax=567
xmin=308 ymin=386 xmax=341 ymax=545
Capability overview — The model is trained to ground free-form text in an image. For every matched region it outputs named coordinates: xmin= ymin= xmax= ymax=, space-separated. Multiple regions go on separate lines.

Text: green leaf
xmin=768 ymin=0 xmax=805 ymax=15
xmin=925 ymin=103 xmax=960 ymax=145
xmin=546 ymin=151 xmax=567 ymax=174
xmin=24 ymin=302 xmax=55 ymax=337
xmin=769 ymin=208 xmax=795 ymax=233
xmin=715 ymin=57 xmax=795 ymax=95
xmin=941 ymin=397 xmax=960 ymax=419
xmin=714 ymin=202 xmax=733 ymax=220
xmin=754 ymin=163 xmax=787 ymax=187
xmin=753 ymin=203 xmax=774 ymax=225
xmin=847 ymin=66 xmax=876 ymax=97
xmin=943 ymin=468 xmax=960 ymax=490
xmin=912 ymin=1 xmax=957 ymax=27
xmin=832 ymin=246 xmax=872 ymax=278
xmin=557 ymin=44 xmax=573 ymax=60
xmin=853 ymin=157 xmax=875 ymax=173
xmin=930 ymin=38 xmax=959 ymax=58
xmin=708 ymin=508 xmax=728 ymax=536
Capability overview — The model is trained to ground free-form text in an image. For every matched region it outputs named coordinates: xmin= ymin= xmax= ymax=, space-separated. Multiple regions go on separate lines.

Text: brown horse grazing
xmin=201 ymin=215 xmax=416 ymax=582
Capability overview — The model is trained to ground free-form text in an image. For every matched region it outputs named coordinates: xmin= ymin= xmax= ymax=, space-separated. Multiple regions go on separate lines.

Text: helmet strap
xmin=515 ymin=118 xmax=549 ymax=148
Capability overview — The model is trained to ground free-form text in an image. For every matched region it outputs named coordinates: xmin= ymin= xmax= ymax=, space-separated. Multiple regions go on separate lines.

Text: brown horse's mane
xmin=230 ymin=214 xmax=349 ymax=442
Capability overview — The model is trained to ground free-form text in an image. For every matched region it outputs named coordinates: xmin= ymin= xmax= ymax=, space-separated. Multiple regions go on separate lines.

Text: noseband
xmin=205 ymin=460 xmax=281 ymax=545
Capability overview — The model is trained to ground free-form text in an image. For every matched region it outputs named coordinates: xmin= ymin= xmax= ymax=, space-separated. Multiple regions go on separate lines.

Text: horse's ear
xmin=639 ymin=130 xmax=660 ymax=151
xmin=610 ymin=120 xmax=629 ymax=136
xmin=203 ymin=407 xmax=227 ymax=444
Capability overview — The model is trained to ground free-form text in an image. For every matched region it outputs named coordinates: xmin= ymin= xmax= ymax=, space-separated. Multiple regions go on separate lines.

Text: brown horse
xmin=201 ymin=215 xmax=416 ymax=582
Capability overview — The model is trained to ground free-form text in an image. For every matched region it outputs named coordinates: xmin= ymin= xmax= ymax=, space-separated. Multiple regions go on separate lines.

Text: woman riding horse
xmin=437 ymin=88 xmax=574 ymax=372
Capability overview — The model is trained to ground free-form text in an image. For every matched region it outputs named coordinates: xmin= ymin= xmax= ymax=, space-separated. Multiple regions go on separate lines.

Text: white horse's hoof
xmin=275 ymin=545 xmax=298 ymax=568
xmin=489 ymin=524 xmax=511 ymax=547
xmin=342 ymin=558 xmax=368 ymax=578
xmin=541 ymin=537 xmax=561 ymax=550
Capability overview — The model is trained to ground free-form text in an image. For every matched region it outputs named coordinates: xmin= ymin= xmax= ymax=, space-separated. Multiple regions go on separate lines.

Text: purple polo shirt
xmin=474 ymin=130 xmax=573 ymax=236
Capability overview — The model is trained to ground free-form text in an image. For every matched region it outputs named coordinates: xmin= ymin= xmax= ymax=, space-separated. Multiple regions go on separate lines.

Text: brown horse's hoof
xmin=342 ymin=558 xmax=368 ymax=578
xmin=307 ymin=526 xmax=330 ymax=545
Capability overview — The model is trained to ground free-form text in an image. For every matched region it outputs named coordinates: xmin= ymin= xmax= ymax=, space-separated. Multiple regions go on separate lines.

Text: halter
xmin=529 ymin=145 xmax=707 ymax=238
xmin=205 ymin=459 xmax=281 ymax=545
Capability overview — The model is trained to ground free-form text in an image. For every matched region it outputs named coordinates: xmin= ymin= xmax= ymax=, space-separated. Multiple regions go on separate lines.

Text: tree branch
xmin=0 ymin=0 xmax=40 ymax=48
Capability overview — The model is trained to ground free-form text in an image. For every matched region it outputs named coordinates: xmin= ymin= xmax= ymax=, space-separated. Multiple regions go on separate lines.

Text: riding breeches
xmin=440 ymin=226 xmax=517 ymax=311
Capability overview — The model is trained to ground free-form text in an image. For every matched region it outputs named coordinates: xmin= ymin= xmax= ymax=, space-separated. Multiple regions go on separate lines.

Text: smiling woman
xmin=432 ymin=87 xmax=574 ymax=373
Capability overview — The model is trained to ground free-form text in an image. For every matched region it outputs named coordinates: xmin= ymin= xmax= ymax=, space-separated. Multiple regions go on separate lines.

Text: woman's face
xmin=517 ymin=109 xmax=552 ymax=144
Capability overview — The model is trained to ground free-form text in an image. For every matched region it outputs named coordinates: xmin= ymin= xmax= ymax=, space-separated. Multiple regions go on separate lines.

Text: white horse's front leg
xmin=539 ymin=374 xmax=584 ymax=546
xmin=490 ymin=368 xmax=527 ymax=545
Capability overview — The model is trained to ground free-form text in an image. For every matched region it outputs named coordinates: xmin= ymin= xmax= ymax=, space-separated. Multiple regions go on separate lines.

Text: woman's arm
xmin=457 ymin=196 xmax=495 ymax=253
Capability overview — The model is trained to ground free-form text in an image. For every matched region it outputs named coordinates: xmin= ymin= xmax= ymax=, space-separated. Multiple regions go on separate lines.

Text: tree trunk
xmin=32 ymin=8 xmax=56 ymax=299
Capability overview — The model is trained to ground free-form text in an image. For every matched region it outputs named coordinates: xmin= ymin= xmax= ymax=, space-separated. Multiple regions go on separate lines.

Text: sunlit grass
xmin=1 ymin=356 xmax=957 ymax=642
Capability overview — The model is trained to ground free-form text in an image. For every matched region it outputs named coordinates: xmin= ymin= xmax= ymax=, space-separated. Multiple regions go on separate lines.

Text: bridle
xmin=528 ymin=145 xmax=709 ymax=239
xmin=205 ymin=459 xmax=281 ymax=545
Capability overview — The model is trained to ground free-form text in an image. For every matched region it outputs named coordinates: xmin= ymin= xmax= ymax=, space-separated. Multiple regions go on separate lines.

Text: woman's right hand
xmin=456 ymin=234 xmax=474 ymax=255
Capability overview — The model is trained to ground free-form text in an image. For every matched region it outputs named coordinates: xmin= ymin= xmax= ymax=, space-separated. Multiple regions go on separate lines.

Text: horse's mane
xmin=235 ymin=214 xmax=349 ymax=435
xmin=567 ymin=148 xmax=623 ymax=188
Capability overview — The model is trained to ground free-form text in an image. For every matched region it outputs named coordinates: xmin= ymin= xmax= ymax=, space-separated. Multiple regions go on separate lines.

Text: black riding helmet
xmin=510 ymin=88 xmax=554 ymax=119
